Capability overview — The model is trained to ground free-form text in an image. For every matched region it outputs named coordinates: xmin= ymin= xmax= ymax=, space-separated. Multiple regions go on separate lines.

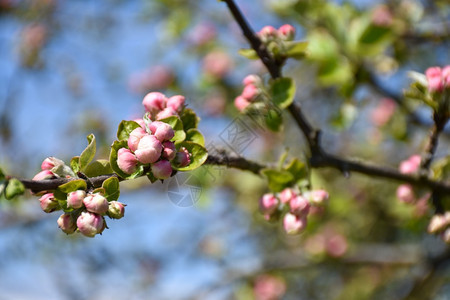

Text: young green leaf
xmin=173 ymin=142 xmax=208 ymax=171
xmin=285 ymin=158 xmax=308 ymax=182
xmin=79 ymin=134 xmax=96 ymax=172
xmin=102 ymin=177 xmax=120 ymax=201
xmin=185 ymin=129 xmax=205 ymax=146
xmin=4 ymin=178 xmax=25 ymax=200
xmin=117 ymin=120 xmax=141 ymax=141
xmin=270 ymin=77 xmax=296 ymax=109
xmin=284 ymin=41 xmax=309 ymax=59
xmin=84 ymin=160 xmax=113 ymax=177
xmin=261 ymin=169 xmax=294 ymax=192
xmin=265 ymin=109 xmax=283 ymax=132
xmin=70 ymin=156 xmax=80 ymax=173
xmin=180 ymin=108 xmax=199 ymax=131
xmin=57 ymin=179 xmax=87 ymax=194
xmin=238 ymin=48 xmax=259 ymax=60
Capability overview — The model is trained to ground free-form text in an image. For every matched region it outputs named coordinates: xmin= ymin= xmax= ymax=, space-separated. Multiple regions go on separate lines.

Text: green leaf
xmin=261 ymin=169 xmax=295 ymax=192
xmin=284 ymin=41 xmax=309 ymax=59
xmin=57 ymin=179 xmax=87 ymax=193
xmin=117 ymin=120 xmax=141 ymax=141
xmin=270 ymin=77 xmax=296 ymax=109
xmin=79 ymin=134 xmax=96 ymax=172
xmin=84 ymin=160 xmax=113 ymax=177
xmin=265 ymin=109 xmax=283 ymax=132
xmin=0 ymin=167 xmax=5 ymax=181
xmin=110 ymin=140 xmax=144 ymax=179
xmin=238 ymin=48 xmax=259 ymax=60
xmin=71 ymin=156 xmax=80 ymax=173
xmin=185 ymin=129 xmax=205 ymax=146
xmin=4 ymin=178 xmax=25 ymax=200
xmin=173 ymin=142 xmax=208 ymax=171
xmin=102 ymin=177 xmax=120 ymax=201
xmin=358 ymin=23 xmax=391 ymax=45
xmin=432 ymin=156 xmax=450 ymax=180
xmin=285 ymin=158 xmax=308 ymax=182
xmin=159 ymin=116 xmax=186 ymax=144
xmin=180 ymin=108 xmax=199 ymax=131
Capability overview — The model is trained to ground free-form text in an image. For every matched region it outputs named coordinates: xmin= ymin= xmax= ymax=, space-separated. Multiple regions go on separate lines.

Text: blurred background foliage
xmin=0 ymin=0 xmax=449 ymax=299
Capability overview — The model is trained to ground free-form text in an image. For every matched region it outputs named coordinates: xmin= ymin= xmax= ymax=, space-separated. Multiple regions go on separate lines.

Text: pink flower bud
xmin=166 ymin=95 xmax=185 ymax=112
xmin=149 ymin=121 xmax=175 ymax=142
xmin=396 ymin=184 xmax=415 ymax=204
xmin=128 ymin=127 xmax=147 ymax=152
xmin=289 ymin=195 xmax=310 ymax=216
xmin=41 ymin=157 xmax=65 ymax=171
xmin=32 ymin=170 xmax=56 ymax=181
xmin=242 ymin=74 xmax=261 ymax=86
xmin=107 ymin=201 xmax=125 ymax=219
xmin=241 ymin=84 xmax=259 ymax=101
xmin=259 ymin=193 xmax=279 ymax=215
xmin=162 ymin=141 xmax=176 ymax=160
xmin=134 ymin=135 xmax=163 ymax=164
xmin=370 ymin=98 xmax=396 ymax=127
xmin=117 ymin=148 xmax=139 ymax=174
xmin=428 ymin=213 xmax=450 ymax=233
xmin=174 ymin=147 xmax=191 ymax=167
xmin=142 ymin=92 xmax=167 ymax=113
xmin=325 ymin=234 xmax=348 ymax=257
xmin=442 ymin=66 xmax=450 ymax=87
xmin=39 ymin=193 xmax=59 ymax=213
xmin=234 ymin=96 xmax=251 ymax=112
xmin=279 ymin=188 xmax=296 ymax=204
xmin=202 ymin=51 xmax=233 ymax=78
xmin=425 ymin=67 xmax=444 ymax=93
xmin=399 ymin=155 xmax=421 ymax=174
xmin=309 ymin=189 xmax=329 ymax=205
xmin=83 ymin=193 xmax=109 ymax=215
xmin=253 ymin=275 xmax=286 ymax=300
xmin=258 ymin=25 xmax=278 ymax=42
xmin=151 ymin=160 xmax=173 ymax=179
xmin=278 ymin=24 xmax=295 ymax=40
xmin=133 ymin=118 xmax=146 ymax=129
xmin=67 ymin=190 xmax=86 ymax=209
xmin=283 ymin=213 xmax=307 ymax=234
xmin=77 ymin=212 xmax=104 ymax=237
xmin=57 ymin=213 xmax=77 ymax=234
xmin=156 ymin=107 xmax=178 ymax=120
xmin=442 ymin=228 xmax=450 ymax=244
xmin=371 ymin=5 xmax=393 ymax=27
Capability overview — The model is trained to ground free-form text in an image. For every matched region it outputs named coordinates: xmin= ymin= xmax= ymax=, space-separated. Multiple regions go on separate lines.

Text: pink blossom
xmin=396 ymin=184 xmax=415 ymax=204
xmin=428 ymin=213 xmax=450 ymax=233
xmin=142 ymin=92 xmax=167 ymax=114
xmin=202 ymin=51 xmax=233 ymax=78
xmin=289 ymin=195 xmax=310 ymax=216
xmin=371 ymin=5 xmax=393 ymax=27
xmin=174 ymin=147 xmax=191 ymax=167
xmin=83 ymin=193 xmax=109 ymax=215
xmin=259 ymin=193 xmax=279 ymax=215
xmin=253 ymin=275 xmax=286 ymax=300
xmin=278 ymin=24 xmax=296 ymax=40
xmin=426 ymin=67 xmax=444 ymax=93
xmin=442 ymin=66 xmax=450 ymax=86
xmin=325 ymin=234 xmax=348 ymax=257
xmin=279 ymin=188 xmax=296 ymax=204
xmin=241 ymin=84 xmax=259 ymax=101
xmin=166 ymin=95 xmax=185 ymax=112
xmin=134 ymin=135 xmax=163 ymax=164
xmin=162 ymin=141 xmax=176 ymax=161
xmin=370 ymin=98 xmax=396 ymax=127
xmin=308 ymin=189 xmax=329 ymax=205
xmin=127 ymin=127 xmax=147 ymax=152
xmin=117 ymin=148 xmax=139 ymax=174
xmin=188 ymin=22 xmax=216 ymax=46
xmin=67 ymin=190 xmax=86 ymax=209
xmin=149 ymin=121 xmax=175 ymax=142
xmin=107 ymin=201 xmax=125 ymax=219
xmin=258 ymin=25 xmax=278 ymax=42
xmin=57 ymin=213 xmax=77 ymax=234
xmin=39 ymin=193 xmax=59 ymax=213
xmin=283 ymin=212 xmax=307 ymax=234
xmin=77 ymin=212 xmax=104 ymax=238
xmin=32 ymin=170 xmax=56 ymax=181
xmin=242 ymin=74 xmax=261 ymax=86
xmin=234 ymin=96 xmax=251 ymax=112
xmin=40 ymin=157 xmax=64 ymax=171
xmin=151 ymin=160 xmax=173 ymax=179
xmin=399 ymin=155 xmax=421 ymax=174
xmin=156 ymin=107 xmax=178 ymax=120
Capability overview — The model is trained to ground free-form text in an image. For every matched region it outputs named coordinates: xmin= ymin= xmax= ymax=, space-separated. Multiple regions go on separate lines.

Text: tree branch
xmin=221 ymin=0 xmax=450 ymax=197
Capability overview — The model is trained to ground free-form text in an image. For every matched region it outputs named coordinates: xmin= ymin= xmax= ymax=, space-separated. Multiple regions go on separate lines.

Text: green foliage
xmin=262 ymin=157 xmax=308 ymax=192
xmin=4 ymin=178 xmax=25 ymax=200
xmin=238 ymin=48 xmax=259 ymax=60
xmin=264 ymin=109 xmax=283 ymax=132
xmin=173 ymin=141 xmax=208 ymax=171
xmin=54 ymin=179 xmax=87 ymax=211
xmin=270 ymin=77 xmax=296 ymax=109
xmin=180 ymin=108 xmax=200 ymax=131
xmin=102 ymin=177 xmax=120 ymax=202
xmin=284 ymin=40 xmax=309 ymax=59
xmin=117 ymin=120 xmax=141 ymax=141
xmin=70 ymin=156 xmax=80 ymax=173
xmin=185 ymin=129 xmax=205 ymax=146
xmin=79 ymin=134 xmax=96 ymax=172
xmin=83 ymin=160 xmax=113 ymax=177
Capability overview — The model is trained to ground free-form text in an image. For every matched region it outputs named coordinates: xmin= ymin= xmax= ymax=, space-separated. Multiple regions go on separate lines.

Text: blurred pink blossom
xmin=254 ymin=275 xmax=286 ymax=300
xmin=370 ymin=98 xmax=396 ymax=127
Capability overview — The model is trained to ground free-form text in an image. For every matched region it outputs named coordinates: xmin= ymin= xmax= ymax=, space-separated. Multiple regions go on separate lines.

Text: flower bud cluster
xmin=257 ymin=24 xmax=296 ymax=43
xmin=425 ymin=66 xmax=450 ymax=93
xmin=427 ymin=212 xmax=450 ymax=244
xmin=396 ymin=155 xmax=423 ymax=204
xmin=259 ymin=187 xmax=329 ymax=235
xmin=142 ymin=91 xmax=185 ymax=121
xmin=234 ymin=74 xmax=264 ymax=112
xmin=117 ymin=92 xmax=192 ymax=177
